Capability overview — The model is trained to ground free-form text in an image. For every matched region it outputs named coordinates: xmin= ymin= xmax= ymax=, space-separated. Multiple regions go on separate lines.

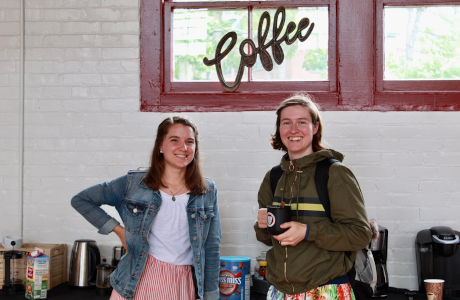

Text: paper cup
xmin=424 ymin=279 xmax=444 ymax=300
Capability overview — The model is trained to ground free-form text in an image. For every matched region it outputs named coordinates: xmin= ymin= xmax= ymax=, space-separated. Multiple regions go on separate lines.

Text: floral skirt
xmin=110 ymin=255 xmax=195 ymax=300
xmin=267 ymin=282 xmax=355 ymax=300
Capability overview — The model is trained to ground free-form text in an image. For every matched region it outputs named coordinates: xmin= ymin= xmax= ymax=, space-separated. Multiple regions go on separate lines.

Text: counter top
xmin=0 ymin=283 xmax=458 ymax=300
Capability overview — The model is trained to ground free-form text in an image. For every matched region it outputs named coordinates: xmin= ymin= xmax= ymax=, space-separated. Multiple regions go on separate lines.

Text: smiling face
xmin=160 ymin=124 xmax=196 ymax=171
xmin=279 ymin=105 xmax=319 ymax=160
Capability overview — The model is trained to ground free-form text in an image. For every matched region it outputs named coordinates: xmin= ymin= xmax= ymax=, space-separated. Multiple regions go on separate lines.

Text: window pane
xmin=173 ymin=8 xmax=248 ymax=82
xmin=251 ymin=7 xmax=328 ymax=81
xmin=172 ymin=7 xmax=328 ymax=83
xmin=384 ymin=6 xmax=460 ymax=80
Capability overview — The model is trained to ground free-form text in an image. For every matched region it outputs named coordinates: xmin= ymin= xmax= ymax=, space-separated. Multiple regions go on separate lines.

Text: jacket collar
xmin=280 ymin=149 xmax=344 ymax=172
xmin=138 ymin=175 xmax=198 ymax=203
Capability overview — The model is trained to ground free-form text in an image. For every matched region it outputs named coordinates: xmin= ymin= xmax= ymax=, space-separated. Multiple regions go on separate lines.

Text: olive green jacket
xmin=254 ymin=149 xmax=372 ymax=295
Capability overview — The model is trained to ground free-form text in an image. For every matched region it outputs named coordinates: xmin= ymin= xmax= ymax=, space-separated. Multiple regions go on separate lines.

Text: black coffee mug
xmin=267 ymin=205 xmax=291 ymax=235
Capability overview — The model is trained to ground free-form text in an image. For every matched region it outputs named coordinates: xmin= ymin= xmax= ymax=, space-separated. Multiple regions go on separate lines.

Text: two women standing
xmin=71 ymin=93 xmax=371 ymax=300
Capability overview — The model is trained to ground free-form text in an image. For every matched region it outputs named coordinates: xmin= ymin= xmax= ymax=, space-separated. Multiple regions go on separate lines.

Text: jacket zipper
xmin=284 ymin=246 xmax=295 ymax=293
xmin=283 ymin=164 xmax=301 ymax=294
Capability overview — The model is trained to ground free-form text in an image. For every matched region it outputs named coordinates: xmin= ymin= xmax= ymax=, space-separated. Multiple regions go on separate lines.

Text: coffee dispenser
xmin=416 ymin=226 xmax=460 ymax=297
xmin=371 ymin=225 xmax=388 ymax=297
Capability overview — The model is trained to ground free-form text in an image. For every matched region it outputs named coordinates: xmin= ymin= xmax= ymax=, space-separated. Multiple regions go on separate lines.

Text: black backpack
xmin=269 ymin=158 xmax=374 ymax=300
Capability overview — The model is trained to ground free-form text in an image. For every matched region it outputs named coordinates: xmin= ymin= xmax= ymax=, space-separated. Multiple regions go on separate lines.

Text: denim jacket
xmin=71 ymin=170 xmax=222 ymax=300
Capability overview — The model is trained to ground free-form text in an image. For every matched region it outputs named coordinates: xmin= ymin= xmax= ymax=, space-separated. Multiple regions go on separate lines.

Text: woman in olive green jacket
xmin=254 ymin=94 xmax=372 ymax=300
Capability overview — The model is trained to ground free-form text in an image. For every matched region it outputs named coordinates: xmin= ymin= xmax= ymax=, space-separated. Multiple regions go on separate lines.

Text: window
xmin=140 ymin=0 xmax=460 ymax=112
xmin=172 ymin=7 xmax=329 ymax=83
xmin=384 ymin=6 xmax=460 ymax=81
xmin=375 ymin=0 xmax=460 ymax=109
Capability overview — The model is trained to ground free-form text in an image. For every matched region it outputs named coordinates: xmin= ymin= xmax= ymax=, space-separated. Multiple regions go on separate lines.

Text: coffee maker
xmin=371 ymin=225 xmax=389 ymax=297
xmin=111 ymin=246 xmax=126 ymax=267
xmin=416 ymin=226 xmax=460 ymax=297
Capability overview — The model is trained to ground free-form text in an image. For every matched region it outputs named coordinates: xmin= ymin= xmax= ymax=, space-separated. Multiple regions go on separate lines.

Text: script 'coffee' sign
xmin=203 ymin=6 xmax=314 ymax=92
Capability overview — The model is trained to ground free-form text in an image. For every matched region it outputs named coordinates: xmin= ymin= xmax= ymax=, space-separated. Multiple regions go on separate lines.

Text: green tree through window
xmin=385 ymin=6 xmax=460 ymax=80
xmin=173 ymin=7 xmax=328 ymax=82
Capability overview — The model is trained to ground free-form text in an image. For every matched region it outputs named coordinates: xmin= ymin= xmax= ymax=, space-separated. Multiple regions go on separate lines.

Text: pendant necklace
xmin=166 ymin=183 xmax=186 ymax=201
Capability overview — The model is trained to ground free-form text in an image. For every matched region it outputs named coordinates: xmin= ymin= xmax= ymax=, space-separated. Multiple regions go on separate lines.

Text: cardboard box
xmin=0 ymin=243 xmax=67 ymax=290
xmin=25 ymin=250 xmax=49 ymax=299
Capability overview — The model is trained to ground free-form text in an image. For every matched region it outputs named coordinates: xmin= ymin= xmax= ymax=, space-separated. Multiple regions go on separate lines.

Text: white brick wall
xmin=1 ymin=0 xmax=460 ymax=292
xmin=0 ymin=0 xmax=21 ymax=246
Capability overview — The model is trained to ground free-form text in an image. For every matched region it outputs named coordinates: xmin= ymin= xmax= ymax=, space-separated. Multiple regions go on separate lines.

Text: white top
xmin=148 ymin=189 xmax=193 ymax=265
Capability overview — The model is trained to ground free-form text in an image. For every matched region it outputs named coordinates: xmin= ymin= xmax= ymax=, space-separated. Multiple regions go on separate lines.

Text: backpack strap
xmin=315 ymin=158 xmax=353 ymax=261
xmin=270 ymin=165 xmax=283 ymax=195
xmin=314 ymin=158 xmax=339 ymax=222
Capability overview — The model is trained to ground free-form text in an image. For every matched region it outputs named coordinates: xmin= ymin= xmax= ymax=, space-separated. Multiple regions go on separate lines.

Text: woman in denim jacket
xmin=71 ymin=116 xmax=222 ymax=300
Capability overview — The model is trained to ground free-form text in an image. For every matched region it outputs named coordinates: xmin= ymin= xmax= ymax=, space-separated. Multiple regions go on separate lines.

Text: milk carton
xmin=25 ymin=249 xmax=49 ymax=299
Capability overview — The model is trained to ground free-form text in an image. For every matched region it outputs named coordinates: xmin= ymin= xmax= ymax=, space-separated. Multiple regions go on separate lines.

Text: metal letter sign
xmin=203 ymin=6 xmax=315 ymax=92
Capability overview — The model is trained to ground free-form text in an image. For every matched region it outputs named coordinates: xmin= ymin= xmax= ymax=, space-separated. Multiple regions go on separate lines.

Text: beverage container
xmin=25 ymin=250 xmax=49 ymax=299
xmin=253 ymin=250 xmax=267 ymax=280
xmin=219 ymin=256 xmax=250 ymax=300
xmin=267 ymin=205 xmax=291 ymax=235
xmin=424 ymin=279 xmax=444 ymax=300
xmin=258 ymin=261 xmax=267 ymax=280
xmin=95 ymin=259 xmax=115 ymax=296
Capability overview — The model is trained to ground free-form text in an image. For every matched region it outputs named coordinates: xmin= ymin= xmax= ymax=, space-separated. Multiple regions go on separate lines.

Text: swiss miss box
xmin=219 ymin=256 xmax=250 ymax=300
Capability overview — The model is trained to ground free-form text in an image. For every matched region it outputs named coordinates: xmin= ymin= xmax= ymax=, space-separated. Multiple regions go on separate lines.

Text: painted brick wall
xmin=1 ymin=0 xmax=460 ymax=292
xmin=0 ymin=0 xmax=21 ymax=241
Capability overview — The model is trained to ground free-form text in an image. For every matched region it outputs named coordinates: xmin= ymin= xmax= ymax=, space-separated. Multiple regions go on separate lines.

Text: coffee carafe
xmin=371 ymin=225 xmax=388 ymax=297
xmin=2 ymin=250 xmax=26 ymax=294
xmin=95 ymin=259 xmax=114 ymax=296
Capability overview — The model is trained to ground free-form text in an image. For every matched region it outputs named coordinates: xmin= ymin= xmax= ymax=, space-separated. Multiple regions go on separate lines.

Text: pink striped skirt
xmin=110 ymin=255 xmax=195 ymax=300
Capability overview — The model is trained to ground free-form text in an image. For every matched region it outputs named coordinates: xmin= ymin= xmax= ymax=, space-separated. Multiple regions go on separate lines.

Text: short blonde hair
xmin=270 ymin=93 xmax=326 ymax=153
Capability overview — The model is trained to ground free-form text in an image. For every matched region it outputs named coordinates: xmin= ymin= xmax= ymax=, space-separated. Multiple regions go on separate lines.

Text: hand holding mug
xmin=273 ymin=221 xmax=308 ymax=247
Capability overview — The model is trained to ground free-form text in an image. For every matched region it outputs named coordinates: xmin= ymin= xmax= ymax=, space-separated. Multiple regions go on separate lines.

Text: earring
xmin=159 ymin=149 xmax=163 ymax=154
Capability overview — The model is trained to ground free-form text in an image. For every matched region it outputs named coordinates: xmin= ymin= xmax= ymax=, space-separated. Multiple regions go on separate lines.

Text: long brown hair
xmin=143 ymin=116 xmax=207 ymax=195
xmin=270 ymin=93 xmax=326 ymax=153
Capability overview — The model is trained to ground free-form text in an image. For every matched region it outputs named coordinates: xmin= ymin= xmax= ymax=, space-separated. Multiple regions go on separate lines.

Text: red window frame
xmin=140 ymin=0 xmax=460 ymax=112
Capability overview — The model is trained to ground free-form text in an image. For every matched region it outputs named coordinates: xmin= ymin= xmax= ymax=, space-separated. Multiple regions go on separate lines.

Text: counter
xmin=1 ymin=283 xmax=458 ymax=300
